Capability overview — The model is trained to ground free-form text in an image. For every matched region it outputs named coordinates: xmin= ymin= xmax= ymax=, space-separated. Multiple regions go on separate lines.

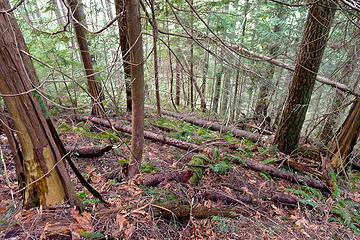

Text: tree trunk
xmin=114 ymin=0 xmax=132 ymax=112
xmin=212 ymin=65 xmax=223 ymax=114
xmin=150 ymin=0 xmax=161 ymax=116
xmin=329 ymin=98 xmax=360 ymax=170
xmin=220 ymin=67 xmax=230 ymax=116
xmin=201 ymin=44 xmax=209 ymax=111
xmin=125 ymin=0 xmax=145 ymax=177
xmin=274 ymin=0 xmax=337 ymax=154
xmin=67 ymin=0 xmax=105 ymax=116
xmin=175 ymin=60 xmax=181 ymax=106
xmin=0 ymin=0 xmax=79 ymax=208
xmin=190 ymin=42 xmax=194 ymax=111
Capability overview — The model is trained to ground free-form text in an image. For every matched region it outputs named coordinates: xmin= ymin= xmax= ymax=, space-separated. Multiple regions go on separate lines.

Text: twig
xmin=1 ymin=147 xmax=16 ymax=208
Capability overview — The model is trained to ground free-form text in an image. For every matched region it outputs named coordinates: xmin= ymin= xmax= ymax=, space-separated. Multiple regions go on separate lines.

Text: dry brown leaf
xmin=71 ymin=209 xmax=94 ymax=233
xmin=69 ymin=223 xmax=82 ymax=240
xmin=39 ymin=222 xmax=49 ymax=240
xmin=124 ymin=224 xmax=135 ymax=240
xmin=116 ymin=214 xmax=128 ymax=232
xmin=240 ymin=186 xmax=251 ymax=195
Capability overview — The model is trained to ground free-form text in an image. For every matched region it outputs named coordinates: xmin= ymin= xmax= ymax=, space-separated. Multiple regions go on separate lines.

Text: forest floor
xmin=0 ymin=110 xmax=360 ymax=239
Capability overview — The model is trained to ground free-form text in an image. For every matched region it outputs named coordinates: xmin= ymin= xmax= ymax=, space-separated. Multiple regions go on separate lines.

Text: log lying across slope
xmin=81 ymin=116 xmax=202 ymax=151
xmin=145 ymin=105 xmax=267 ymax=143
xmin=82 ymin=116 xmax=329 ymax=191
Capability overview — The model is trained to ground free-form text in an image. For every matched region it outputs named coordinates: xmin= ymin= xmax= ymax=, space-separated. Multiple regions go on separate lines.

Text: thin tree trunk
xmin=125 ymin=0 xmax=145 ymax=177
xmin=67 ymin=0 xmax=105 ymax=116
xmin=201 ymin=43 xmax=209 ymax=111
xmin=274 ymin=0 xmax=337 ymax=154
xmin=212 ymin=60 xmax=223 ymax=114
xmin=190 ymin=42 xmax=194 ymax=111
xmin=150 ymin=0 xmax=161 ymax=116
xmin=254 ymin=5 xmax=285 ymax=123
xmin=220 ymin=67 xmax=230 ymax=116
xmin=114 ymin=0 xmax=132 ymax=112
xmin=175 ymin=60 xmax=181 ymax=106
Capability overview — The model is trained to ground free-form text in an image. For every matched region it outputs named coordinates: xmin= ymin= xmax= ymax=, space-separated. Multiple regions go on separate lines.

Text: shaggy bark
xmin=274 ymin=0 xmax=337 ymax=154
xmin=0 ymin=0 xmax=80 ymax=207
xmin=329 ymin=98 xmax=360 ymax=170
xmin=125 ymin=0 xmax=145 ymax=177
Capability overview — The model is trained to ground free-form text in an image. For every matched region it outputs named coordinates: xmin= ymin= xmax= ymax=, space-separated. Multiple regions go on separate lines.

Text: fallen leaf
xmin=116 ymin=214 xmax=128 ymax=232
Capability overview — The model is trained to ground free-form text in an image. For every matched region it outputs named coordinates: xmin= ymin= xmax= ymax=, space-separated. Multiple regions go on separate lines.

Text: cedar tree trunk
xmin=274 ymin=0 xmax=337 ymax=154
xmin=125 ymin=0 xmax=144 ymax=177
xmin=0 ymin=0 xmax=79 ymax=208
xmin=329 ymin=98 xmax=360 ymax=170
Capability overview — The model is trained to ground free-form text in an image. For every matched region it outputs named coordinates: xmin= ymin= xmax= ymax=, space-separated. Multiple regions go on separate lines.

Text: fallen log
xmin=202 ymin=189 xmax=253 ymax=204
xmin=81 ymin=116 xmax=202 ymax=152
xmin=152 ymin=201 xmax=246 ymax=218
xmin=64 ymin=145 xmax=112 ymax=158
xmin=271 ymin=193 xmax=298 ymax=205
xmin=231 ymin=157 xmax=329 ymax=192
xmin=145 ymin=105 xmax=267 ymax=143
xmin=139 ymin=170 xmax=194 ymax=187
xmin=82 ymin=116 xmax=330 ymax=192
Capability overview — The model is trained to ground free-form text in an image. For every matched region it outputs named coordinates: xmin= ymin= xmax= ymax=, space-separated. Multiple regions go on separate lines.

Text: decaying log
xmin=286 ymin=158 xmax=322 ymax=176
xmin=145 ymin=105 xmax=267 ymax=143
xmin=81 ymin=116 xmax=330 ymax=192
xmin=271 ymin=193 xmax=298 ymax=205
xmin=232 ymin=158 xmax=329 ymax=192
xmin=148 ymin=121 xmax=174 ymax=132
xmin=202 ymin=189 xmax=253 ymax=204
xmin=64 ymin=145 xmax=112 ymax=158
xmin=81 ymin=116 xmax=203 ymax=151
xmin=139 ymin=170 xmax=194 ymax=187
xmin=152 ymin=201 xmax=246 ymax=218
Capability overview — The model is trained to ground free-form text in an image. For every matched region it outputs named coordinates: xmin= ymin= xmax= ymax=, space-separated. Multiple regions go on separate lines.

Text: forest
xmin=0 ymin=0 xmax=360 ymax=239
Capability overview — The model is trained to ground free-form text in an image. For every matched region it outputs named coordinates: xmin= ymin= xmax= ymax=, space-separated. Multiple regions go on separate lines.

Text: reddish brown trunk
xmin=0 ymin=0 xmax=79 ymax=208
xmin=125 ymin=0 xmax=145 ymax=177
xmin=329 ymin=98 xmax=360 ymax=170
